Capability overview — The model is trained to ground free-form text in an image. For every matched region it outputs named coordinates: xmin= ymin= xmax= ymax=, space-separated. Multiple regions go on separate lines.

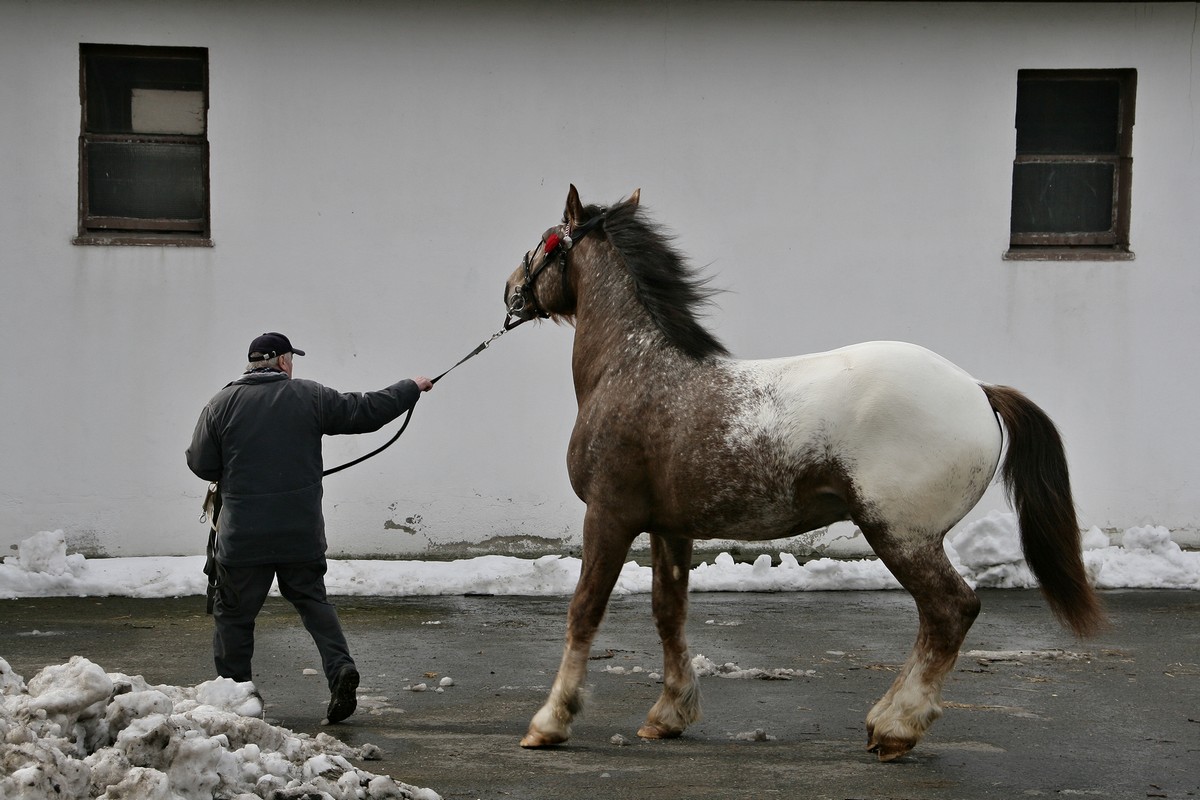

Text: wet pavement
xmin=3 ymin=589 xmax=1198 ymax=800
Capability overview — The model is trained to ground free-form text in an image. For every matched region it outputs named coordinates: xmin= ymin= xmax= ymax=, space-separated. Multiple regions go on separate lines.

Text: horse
xmin=503 ymin=185 xmax=1104 ymax=761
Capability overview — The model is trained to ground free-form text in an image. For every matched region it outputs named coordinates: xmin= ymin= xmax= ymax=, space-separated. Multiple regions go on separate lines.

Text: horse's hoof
xmin=867 ymin=733 xmax=915 ymax=762
xmin=637 ymin=723 xmax=683 ymax=740
xmin=520 ymin=730 xmax=568 ymax=748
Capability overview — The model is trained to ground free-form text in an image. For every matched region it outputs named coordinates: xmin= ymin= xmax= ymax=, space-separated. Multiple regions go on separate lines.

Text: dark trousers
xmin=212 ymin=559 xmax=354 ymax=689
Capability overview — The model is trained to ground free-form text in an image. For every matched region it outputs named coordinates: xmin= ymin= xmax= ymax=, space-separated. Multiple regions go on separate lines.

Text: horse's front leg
xmin=638 ymin=534 xmax=700 ymax=739
xmin=521 ymin=508 xmax=638 ymax=748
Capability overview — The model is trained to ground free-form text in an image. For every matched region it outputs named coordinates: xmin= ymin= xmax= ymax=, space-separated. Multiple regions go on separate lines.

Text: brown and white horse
xmin=503 ymin=186 xmax=1103 ymax=761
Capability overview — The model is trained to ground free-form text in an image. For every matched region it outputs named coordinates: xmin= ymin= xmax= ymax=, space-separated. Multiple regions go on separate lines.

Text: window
xmin=1006 ymin=69 xmax=1136 ymax=261
xmin=76 ymin=44 xmax=210 ymax=246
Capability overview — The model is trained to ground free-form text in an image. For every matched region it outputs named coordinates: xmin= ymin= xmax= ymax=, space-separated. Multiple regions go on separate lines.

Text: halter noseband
xmin=505 ymin=209 xmax=607 ymax=329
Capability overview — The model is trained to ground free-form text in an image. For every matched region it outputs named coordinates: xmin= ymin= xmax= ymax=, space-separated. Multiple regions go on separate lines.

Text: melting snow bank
xmin=1 ymin=512 xmax=1197 ymax=599
xmin=0 ymin=656 xmax=440 ymax=800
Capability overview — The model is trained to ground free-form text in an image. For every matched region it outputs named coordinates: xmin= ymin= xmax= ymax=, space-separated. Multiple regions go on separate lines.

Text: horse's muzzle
xmin=504 ymin=287 xmax=536 ymax=329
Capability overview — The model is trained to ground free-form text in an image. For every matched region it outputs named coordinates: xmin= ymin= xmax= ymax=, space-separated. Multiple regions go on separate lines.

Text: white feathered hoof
xmin=867 ymin=728 xmax=917 ymax=762
xmin=520 ymin=728 xmax=569 ymax=748
xmin=520 ymin=704 xmax=571 ymax=748
xmin=636 ymin=721 xmax=684 ymax=740
xmin=865 ymin=709 xmax=926 ymax=762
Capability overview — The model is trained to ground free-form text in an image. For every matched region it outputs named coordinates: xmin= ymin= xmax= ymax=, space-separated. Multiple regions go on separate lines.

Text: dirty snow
xmin=1 ymin=512 xmax=1196 ymax=603
xmin=0 ymin=655 xmax=438 ymax=800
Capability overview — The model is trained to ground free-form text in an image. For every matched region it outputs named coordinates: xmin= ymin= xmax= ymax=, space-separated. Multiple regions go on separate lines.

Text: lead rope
xmin=199 ymin=321 xmax=523 ymax=519
xmin=321 ymin=323 xmax=517 ymax=477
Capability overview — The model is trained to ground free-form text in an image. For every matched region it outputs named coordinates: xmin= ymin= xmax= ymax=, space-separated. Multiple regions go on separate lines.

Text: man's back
xmin=187 ymin=369 xmax=420 ymax=566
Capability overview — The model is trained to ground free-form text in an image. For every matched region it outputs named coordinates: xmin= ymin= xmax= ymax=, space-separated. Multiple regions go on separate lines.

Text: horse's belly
xmin=657 ymin=454 xmax=852 ymax=541
xmin=680 ymin=502 xmax=850 ymax=542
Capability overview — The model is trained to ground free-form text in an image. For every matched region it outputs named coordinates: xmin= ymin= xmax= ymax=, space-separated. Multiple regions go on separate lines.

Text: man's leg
xmin=275 ymin=559 xmax=354 ymax=680
xmin=212 ymin=563 xmax=275 ymax=682
xmin=276 ymin=559 xmax=358 ymax=723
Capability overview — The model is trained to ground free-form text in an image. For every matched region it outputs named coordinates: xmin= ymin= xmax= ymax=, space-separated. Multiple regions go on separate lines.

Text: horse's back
xmin=732 ymin=341 xmax=1002 ymax=534
xmin=736 ymin=341 xmax=988 ymax=429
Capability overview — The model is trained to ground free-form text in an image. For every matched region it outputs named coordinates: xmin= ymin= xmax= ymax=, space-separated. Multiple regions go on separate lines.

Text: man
xmin=186 ymin=331 xmax=433 ymax=724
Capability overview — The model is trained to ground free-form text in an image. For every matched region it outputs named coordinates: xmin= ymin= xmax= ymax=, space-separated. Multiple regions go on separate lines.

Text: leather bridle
xmin=505 ymin=209 xmax=607 ymax=329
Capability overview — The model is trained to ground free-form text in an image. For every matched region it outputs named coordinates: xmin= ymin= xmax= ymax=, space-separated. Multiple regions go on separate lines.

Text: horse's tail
xmin=981 ymin=384 xmax=1106 ymax=638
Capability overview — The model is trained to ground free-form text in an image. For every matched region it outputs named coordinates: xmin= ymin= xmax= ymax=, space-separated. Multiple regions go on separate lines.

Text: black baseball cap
xmin=248 ymin=332 xmax=305 ymax=362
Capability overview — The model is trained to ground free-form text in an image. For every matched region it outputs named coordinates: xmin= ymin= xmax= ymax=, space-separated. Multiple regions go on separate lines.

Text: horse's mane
xmin=590 ymin=200 xmax=730 ymax=360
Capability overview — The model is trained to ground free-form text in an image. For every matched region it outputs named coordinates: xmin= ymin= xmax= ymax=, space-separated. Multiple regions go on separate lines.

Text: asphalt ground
xmin=3 ymin=589 xmax=1198 ymax=800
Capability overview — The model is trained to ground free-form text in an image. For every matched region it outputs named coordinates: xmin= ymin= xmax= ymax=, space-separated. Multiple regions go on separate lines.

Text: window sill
xmin=1003 ymin=247 xmax=1134 ymax=262
xmin=74 ymin=234 xmax=213 ymax=248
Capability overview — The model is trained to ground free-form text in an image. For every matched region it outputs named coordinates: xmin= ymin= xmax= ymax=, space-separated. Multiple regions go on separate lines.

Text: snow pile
xmin=948 ymin=511 xmax=1200 ymax=591
xmin=0 ymin=656 xmax=440 ymax=800
xmin=596 ymin=655 xmax=816 ymax=684
xmin=690 ymin=551 xmax=904 ymax=592
xmin=691 ymin=655 xmax=816 ymax=681
xmin=732 ymin=728 xmax=776 ymax=742
xmin=0 ymin=530 xmax=209 ymax=599
xmin=946 ymin=511 xmax=1037 ymax=587
xmin=1087 ymin=524 xmax=1200 ymax=589
xmin=1 ymin=513 xmax=1197 ymax=601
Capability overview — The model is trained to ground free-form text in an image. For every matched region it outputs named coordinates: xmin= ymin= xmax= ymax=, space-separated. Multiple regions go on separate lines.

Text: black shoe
xmin=324 ymin=666 xmax=359 ymax=724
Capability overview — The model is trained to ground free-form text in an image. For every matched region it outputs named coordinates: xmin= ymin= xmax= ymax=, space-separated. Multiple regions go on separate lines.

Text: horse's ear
xmin=565 ymin=184 xmax=584 ymax=225
xmin=627 ymin=188 xmax=641 ymax=208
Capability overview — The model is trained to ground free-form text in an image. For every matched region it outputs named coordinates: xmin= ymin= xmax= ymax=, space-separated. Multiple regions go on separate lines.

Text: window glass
xmin=87 ymin=142 xmax=206 ymax=220
xmin=85 ymin=53 xmax=206 ymax=134
xmin=1010 ymin=162 xmax=1115 ymax=234
xmin=1016 ymin=79 xmax=1120 ymax=155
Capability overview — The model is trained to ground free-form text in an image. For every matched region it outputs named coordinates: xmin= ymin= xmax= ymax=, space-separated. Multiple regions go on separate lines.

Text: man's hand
xmin=414 ymin=376 xmax=434 ymax=392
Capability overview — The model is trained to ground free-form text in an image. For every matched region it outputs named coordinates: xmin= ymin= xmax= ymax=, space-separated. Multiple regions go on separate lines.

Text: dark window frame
xmin=1005 ymin=68 xmax=1136 ymax=262
xmin=75 ymin=43 xmax=212 ymax=247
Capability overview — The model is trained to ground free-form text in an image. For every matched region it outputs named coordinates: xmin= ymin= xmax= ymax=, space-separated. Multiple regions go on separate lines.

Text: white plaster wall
xmin=1 ymin=1 xmax=1196 ymax=558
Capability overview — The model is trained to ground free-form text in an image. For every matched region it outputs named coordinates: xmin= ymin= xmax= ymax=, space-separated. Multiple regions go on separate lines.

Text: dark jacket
xmin=186 ymin=370 xmax=421 ymax=566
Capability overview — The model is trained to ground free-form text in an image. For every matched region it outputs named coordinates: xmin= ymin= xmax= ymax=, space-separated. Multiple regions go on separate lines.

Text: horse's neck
xmin=570 ymin=268 xmax=681 ymax=400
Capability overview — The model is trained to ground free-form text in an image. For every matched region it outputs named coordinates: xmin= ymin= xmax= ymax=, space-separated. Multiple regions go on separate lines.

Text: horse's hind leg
xmin=638 ymin=534 xmax=700 ymax=739
xmin=521 ymin=509 xmax=638 ymax=748
xmin=860 ymin=525 xmax=981 ymax=761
